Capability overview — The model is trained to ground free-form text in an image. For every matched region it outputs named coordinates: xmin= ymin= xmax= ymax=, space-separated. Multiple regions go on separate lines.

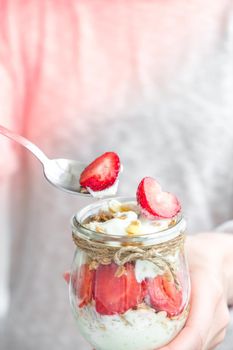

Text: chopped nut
xmin=119 ymin=314 xmax=132 ymax=326
xmin=115 ymin=265 xmax=127 ymax=277
xmin=120 ymin=203 xmax=140 ymax=214
xmin=131 ymin=220 xmax=140 ymax=226
xmin=83 ymin=211 xmax=114 ymax=224
xmin=99 ymin=324 xmax=106 ymax=331
xmin=118 ymin=214 xmax=127 ymax=220
xmin=136 ymin=302 xmax=151 ymax=310
xmin=89 ymin=261 xmax=99 ymax=270
xmin=109 ymin=200 xmax=121 ymax=213
xmin=96 ymin=225 xmax=106 ymax=233
xmin=120 ymin=204 xmax=132 ymax=212
xmin=126 ymin=220 xmax=141 ymax=235
xmin=168 ymin=218 xmax=177 ymax=228
xmin=98 ymin=211 xmax=114 ymax=222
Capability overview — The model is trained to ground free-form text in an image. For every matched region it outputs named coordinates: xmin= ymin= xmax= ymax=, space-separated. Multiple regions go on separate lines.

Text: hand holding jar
xmin=159 ymin=233 xmax=231 ymax=350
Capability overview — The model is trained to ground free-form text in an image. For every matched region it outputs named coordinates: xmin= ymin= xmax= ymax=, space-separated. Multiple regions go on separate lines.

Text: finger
xmin=185 ymin=270 xmax=220 ymax=341
xmin=204 ymin=298 xmax=230 ymax=349
xmin=207 ymin=328 xmax=227 ymax=350
xmin=63 ymin=271 xmax=70 ymax=284
xmin=160 ymin=270 xmax=218 ymax=350
xmin=159 ymin=325 xmax=203 ymax=350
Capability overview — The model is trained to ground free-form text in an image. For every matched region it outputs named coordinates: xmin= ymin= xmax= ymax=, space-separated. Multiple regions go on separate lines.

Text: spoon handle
xmin=0 ymin=125 xmax=49 ymax=165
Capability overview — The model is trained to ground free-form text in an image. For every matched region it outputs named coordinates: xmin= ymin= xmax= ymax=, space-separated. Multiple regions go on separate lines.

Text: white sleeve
xmin=0 ymin=64 xmax=20 ymax=317
xmin=214 ymin=221 xmax=233 ymax=234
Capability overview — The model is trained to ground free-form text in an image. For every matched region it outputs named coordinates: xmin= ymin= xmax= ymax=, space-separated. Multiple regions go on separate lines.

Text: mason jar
xmin=69 ymin=197 xmax=190 ymax=350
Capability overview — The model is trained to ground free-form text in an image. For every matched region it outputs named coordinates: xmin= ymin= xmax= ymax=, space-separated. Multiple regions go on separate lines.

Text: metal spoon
xmin=0 ymin=125 xmax=90 ymax=195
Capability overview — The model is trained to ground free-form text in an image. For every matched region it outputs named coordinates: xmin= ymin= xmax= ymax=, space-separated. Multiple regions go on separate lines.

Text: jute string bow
xmin=72 ymin=232 xmax=185 ymax=289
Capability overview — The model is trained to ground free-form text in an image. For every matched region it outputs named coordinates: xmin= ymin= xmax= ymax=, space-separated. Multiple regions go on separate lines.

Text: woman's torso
xmin=1 ymin=1 xmax=233 ymax=349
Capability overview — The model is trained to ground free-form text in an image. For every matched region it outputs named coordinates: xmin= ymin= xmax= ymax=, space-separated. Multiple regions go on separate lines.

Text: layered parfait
xmin=69 ymin=152 xmax=190 ymax=350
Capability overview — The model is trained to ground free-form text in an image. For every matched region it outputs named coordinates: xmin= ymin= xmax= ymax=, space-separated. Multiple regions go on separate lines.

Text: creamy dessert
xmin=74 ymin=303 xmax=187 ymax=350
xmin=83 ymin=199 xmax=178 ymax=236
xmin=70 ymin=199 xmax=189 ymax=350
xmin=70 ymin=154 xmax=190 ymax=350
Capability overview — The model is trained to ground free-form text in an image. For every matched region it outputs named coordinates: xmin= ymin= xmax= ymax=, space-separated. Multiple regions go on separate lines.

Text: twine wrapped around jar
xmin=72 ymin=232 xmax=185 ymax=290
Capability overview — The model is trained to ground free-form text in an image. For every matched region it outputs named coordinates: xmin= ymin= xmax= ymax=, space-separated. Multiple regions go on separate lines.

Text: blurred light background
xmin=0 ymin=1 xmax=233 ymax=349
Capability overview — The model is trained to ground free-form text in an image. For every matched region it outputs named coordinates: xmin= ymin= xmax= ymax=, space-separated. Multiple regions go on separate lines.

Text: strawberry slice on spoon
xmin=80 ymin=152 xmax=121 ymax=193
xmin=136 ymin=177 xmax=181 ymax=219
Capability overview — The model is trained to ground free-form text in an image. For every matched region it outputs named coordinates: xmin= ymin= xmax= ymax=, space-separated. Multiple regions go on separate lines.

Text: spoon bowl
xmin=43 ymin=158 xmax=90 ymax=195
xmin=0 ymin=125 xmax=90 ymax=196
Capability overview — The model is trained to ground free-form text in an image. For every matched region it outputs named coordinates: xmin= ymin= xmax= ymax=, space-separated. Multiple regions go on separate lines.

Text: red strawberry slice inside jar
xmin=146 ymin=274 xmax=184 ymax=317
xmin=93 ymin=262 xmax=144 ymax=316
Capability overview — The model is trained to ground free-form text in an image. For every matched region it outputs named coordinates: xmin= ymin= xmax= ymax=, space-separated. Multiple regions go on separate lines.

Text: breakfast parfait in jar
xmin=69 ymin=152 xmax=190 ymax=350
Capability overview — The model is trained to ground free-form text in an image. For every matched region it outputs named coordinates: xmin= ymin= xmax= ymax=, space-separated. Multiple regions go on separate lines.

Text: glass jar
xmin=69 ymin=198 xmax=190 ymax=350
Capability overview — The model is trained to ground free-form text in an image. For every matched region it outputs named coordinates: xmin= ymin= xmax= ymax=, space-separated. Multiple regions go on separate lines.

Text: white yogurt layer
xmin=87 ymin=180 xmax=120 ymax=199
xmin=75 ymin=305 xmax=186 ymax=350
xmin=86 ymin=209 xmax=138 ymax=235
xmin=84 ymin=199 xmax=176 ymax=235
xmin=135 ymin=260 xmax=163 ymax=283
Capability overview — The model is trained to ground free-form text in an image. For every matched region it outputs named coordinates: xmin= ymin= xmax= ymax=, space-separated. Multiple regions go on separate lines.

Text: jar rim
xmin=71 ymin=197 xmax=186 ymax=247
